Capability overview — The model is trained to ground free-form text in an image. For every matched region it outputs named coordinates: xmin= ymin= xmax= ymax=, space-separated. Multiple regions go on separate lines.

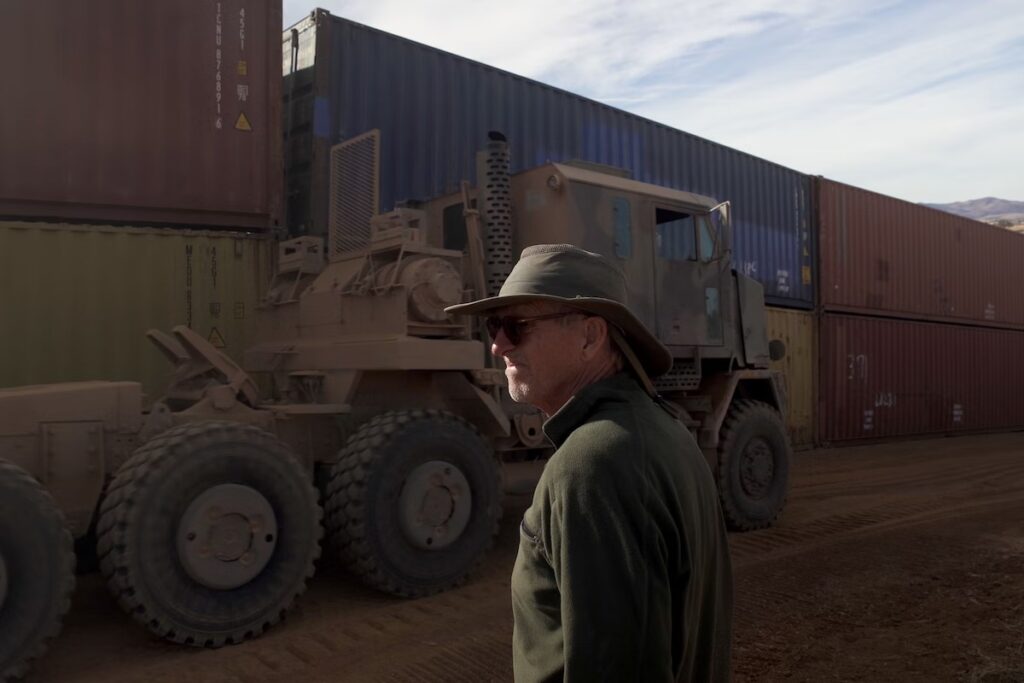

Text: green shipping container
xmin=0 ymin=222 xmax=273 ymax=402
xmin=766 ymin=307 xmax=817 ymax=448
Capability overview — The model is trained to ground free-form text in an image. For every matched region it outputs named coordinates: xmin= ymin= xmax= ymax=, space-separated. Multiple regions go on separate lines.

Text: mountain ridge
xmin=923 ymin=197 xmax=1024 ymax=224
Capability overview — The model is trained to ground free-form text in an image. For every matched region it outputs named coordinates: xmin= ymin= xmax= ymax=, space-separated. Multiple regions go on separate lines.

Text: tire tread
xmin=716 ymin=399 xmax=791 ymax=531
xmin=323 ymin=410 xmax=502 ymax=598
xmin=95 ymin=421 xmax=321 ymax=647
xmin=0 ymin=460 xmax=76 ymax=681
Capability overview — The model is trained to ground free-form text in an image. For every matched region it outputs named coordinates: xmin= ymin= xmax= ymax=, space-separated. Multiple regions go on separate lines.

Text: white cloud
xmin=656 ymin=2 xmax=1024 ymax=202
xmin=285 ymin=0 xmax=1024 ymax=202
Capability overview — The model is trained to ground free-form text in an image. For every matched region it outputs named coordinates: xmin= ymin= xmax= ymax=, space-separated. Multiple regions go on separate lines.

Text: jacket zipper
xmin=520 ymin=518 xmax=551 ymax=564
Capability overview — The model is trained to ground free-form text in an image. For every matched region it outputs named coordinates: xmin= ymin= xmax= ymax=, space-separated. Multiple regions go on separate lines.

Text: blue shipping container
xmin=283 ymin=11 xmax=814 ymax=307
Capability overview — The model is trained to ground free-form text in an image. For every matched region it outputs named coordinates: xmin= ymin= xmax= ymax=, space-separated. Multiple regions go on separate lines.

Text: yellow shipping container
xmin=0 ymin=222 xmax=273 ymax=402
xmin=766 ymin=306 xmax=817 ymax=448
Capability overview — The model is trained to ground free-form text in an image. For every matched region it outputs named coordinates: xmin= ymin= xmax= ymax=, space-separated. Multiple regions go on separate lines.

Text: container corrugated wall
xmin=818 ymin=313 xmax=1024 ymax=442
xmin=766 ymin=307 xmax=816 ymax=448
xmin=818 ymin=178 xmax=1024 ymax=327
xmin=0 ymin=223 xmax=273 ymax=400
xmin=284 ymin=12 xmax=814 ymax=308
xmin=0 ymin=0 xmax=283 ymax=230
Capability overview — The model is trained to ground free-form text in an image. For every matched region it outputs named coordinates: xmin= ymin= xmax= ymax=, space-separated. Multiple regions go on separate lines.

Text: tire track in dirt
xmin=731 ymin=499 xmax=1024 ymax=682
xmin=86 ymin=576 xmax=514 ymax=683
xmin=367 ymin=627 xmax=513 ymax=683
xmin=734 ymin=530 xmax=957 ymax=627
xmin=732 ymin=464 xmax=1024 ymax=564
xmin=793 ymin=453 xmax=1023 ymax=500
xmin=732 ymin=499 xmax=1024 ymax=635
xmin=135 ymin=545 xmax=521 ymax=682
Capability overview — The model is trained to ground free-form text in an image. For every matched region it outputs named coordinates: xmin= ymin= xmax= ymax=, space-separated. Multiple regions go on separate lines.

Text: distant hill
xmin=924 ymin=197 xmax=1024 ymax=226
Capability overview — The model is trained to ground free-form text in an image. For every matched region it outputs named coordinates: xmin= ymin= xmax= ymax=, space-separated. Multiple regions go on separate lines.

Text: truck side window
xmin=443 ymin=202 xmax=468 ymax=251
xmin=698 ymin=215 xmax=716 ymax=262
xmin=612 ymin=197 xmax=631 ymax=258
xmin=655 ymin=208 xmax=696 ymax=261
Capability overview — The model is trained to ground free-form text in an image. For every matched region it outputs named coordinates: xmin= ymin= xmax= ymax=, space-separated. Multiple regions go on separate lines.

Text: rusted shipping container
xmin=817 ymin=178 xmax=1024 ymax=327
xmin=766 ymin=307 xmax=816 ymax=448
xmin=0 ymin=0 xmax=283 ymax=230
xmin=818 ymin=313 xmax=1024 ymax=443
xmin=0 ymin=222 xmax=273 ymax=400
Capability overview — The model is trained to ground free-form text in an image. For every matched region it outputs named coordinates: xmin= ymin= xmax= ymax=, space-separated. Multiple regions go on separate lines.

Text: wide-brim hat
xmin=445 ymin=244 xmax=673 ymax=377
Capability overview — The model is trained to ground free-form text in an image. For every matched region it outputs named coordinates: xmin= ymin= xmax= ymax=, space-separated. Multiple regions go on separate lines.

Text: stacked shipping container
xmin=819 ymin=314 xmax=1024 ymax=441
xmin=0 ymin=223 xmax=273 ymax=401
xmin=0 ymin=0 xmax=283 ymax=396
xmin=0 ymin=0 xmax=284 ymax=230
xmin=818 ymin=179 xmax=1024 ymax=327
xmin=816 ymin=178 xmax=1024 ymax=443
xmin=283 ymin=11 xmax=815 ymax=309
xmin=766 ymin=308 xmax=817 ymax=448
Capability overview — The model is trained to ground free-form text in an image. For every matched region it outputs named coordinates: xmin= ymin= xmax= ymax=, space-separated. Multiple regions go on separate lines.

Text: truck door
xmin=650 ymin=202 xmax=726 ymax=348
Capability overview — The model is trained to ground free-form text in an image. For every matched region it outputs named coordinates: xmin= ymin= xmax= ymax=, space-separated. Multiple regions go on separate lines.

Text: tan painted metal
xmin=697 ymin=369 xmax=784 ymax=451
xmin=0 ymin=381 xmax=142 ymax=535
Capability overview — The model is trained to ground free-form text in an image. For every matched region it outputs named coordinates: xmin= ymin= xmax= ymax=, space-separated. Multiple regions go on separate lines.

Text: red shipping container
xmin=819 ymin=313 xmax=1024 ymax=443
xmin=0 ymin=0 xmax=283 ymax=230
xmin=817 ymin=178 xmax=1024 ymax=328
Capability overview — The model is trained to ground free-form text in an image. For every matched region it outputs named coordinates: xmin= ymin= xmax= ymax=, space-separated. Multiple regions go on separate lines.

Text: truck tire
xmin=717 ymin=400 xmax=790 ymax=531
xmin=96 ymin=421 xmax=321 ymax=647
xmin=324 ymin=410 xmax=503 ymax=597
xmin=0 ymin=460 xmax=75 ymax=681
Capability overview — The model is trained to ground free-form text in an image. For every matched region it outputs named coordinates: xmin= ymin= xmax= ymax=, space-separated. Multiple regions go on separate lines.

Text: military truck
xmin=0 ymin=132 xmax=789 ymax=679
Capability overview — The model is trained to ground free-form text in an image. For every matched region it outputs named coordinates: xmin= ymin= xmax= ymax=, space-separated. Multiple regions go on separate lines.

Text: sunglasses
xmin=484 ymin=311 xmax=585 ymax=345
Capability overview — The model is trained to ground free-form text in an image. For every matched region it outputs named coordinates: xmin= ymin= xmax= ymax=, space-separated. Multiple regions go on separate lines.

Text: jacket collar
xmin=542 ymin=373 xmax=644 ymax=447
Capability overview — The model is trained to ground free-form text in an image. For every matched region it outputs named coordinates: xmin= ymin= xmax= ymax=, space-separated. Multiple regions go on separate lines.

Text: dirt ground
xmin=28 ymin=432 xmax=1024 ymax=682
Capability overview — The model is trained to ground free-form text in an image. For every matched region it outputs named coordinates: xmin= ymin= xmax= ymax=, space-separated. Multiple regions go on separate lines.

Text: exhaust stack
xmin=476 ymin=131 xmax=514 ymax=296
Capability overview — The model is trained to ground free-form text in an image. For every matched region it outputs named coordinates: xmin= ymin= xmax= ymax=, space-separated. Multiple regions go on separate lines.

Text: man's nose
xmin=491 ymin=329 xmax=514 ymax=358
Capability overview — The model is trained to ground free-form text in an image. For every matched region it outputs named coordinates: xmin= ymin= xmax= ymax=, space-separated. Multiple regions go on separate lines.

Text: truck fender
xmin=698 ymin=369 xmax=783 ymax=449
xmin=432 ymin=372 xmax=511 ymax=439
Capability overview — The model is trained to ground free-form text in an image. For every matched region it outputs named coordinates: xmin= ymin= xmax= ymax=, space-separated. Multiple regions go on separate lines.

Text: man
xmin=446 ymin=244 xmax=733 ymax=682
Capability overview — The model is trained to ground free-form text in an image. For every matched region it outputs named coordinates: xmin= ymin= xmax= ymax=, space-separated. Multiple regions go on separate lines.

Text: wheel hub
xmin=208 ymin=513 xmax=252 ymax=562
xmin=176 ymin=484 xmax=278 ymax=590
xmin=740 ymin=438 xmax=775 ymax=499
xmin=0 ymin=552 xmax=8 ymax=610
xmin=398 ymin=460 xmax=472 ymax=550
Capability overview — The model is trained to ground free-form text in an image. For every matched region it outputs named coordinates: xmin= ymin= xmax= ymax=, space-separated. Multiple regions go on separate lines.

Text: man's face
xmin=488 ymin=301 xmax=587 ymax=414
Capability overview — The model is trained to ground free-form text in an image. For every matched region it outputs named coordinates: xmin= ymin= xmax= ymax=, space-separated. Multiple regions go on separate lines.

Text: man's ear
xmin=582 ymin=316 xmax=608 ymax=354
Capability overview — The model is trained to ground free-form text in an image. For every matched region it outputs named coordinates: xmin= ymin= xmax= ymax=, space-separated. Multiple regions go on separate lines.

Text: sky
xmin=283 ymin=0 xmax=1023 ymax=204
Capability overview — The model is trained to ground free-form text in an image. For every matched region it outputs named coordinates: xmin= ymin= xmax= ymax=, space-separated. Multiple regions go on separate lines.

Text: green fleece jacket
xmin=511 ymin=373 xmax=733 ymax=682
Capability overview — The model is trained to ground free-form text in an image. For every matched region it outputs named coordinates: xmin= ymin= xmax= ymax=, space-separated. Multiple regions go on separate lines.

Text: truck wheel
xmin=324 ymin=410 xmax=503 ymax=597
xmin=0 ymin=460 xmax=75 ymax=681
xmin=96 ymin=421 xmax=321 ymax=647
xmin=717 ymin=400 xmax=790 ymax=531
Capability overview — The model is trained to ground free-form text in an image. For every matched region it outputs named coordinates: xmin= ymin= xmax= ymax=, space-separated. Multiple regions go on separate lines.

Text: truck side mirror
xmin=705 ymin=201 xmax=732 ymax=263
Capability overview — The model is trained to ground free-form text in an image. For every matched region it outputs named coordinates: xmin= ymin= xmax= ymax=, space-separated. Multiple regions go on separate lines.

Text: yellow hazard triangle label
xmin=234 ymin=112 xmax=252 ymax=131
xmin=208 ymin=327 xmax=226 ymax=348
